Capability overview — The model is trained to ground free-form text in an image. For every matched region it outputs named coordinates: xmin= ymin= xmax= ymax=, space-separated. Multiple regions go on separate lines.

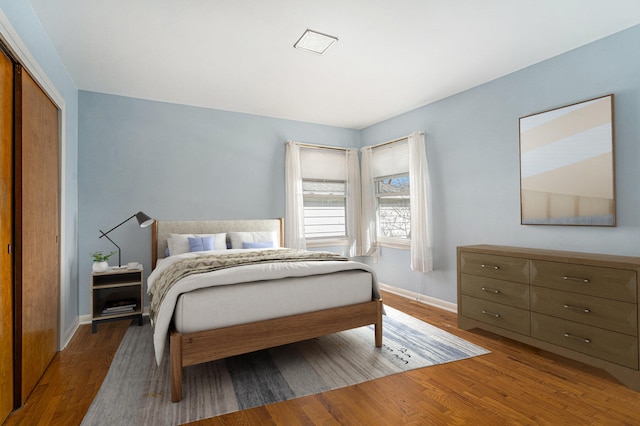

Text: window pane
xmin=376 ymin=175 xmax=409 ymax=194
xmin=303 ymin=196 xmax=346 ymax=239
xmin=378 ymin=196 xmax=410 ymax=238
xmin=375 ymin=173 xmax=411 ymax=240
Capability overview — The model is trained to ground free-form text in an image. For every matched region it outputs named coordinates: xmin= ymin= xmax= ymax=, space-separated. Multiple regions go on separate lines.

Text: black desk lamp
xmin=99 ymin=211 xmax=155 ymax=267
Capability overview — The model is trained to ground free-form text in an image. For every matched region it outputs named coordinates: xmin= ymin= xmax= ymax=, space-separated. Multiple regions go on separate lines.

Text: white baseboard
xmin=61 ymin=317 xmax=80 ymax=349
xmin=379 ymin=282 xmax=458 ymax=313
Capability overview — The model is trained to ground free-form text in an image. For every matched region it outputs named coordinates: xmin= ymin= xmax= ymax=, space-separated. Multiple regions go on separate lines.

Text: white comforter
xmin=147 ymin=249 xmax=380 ymax=365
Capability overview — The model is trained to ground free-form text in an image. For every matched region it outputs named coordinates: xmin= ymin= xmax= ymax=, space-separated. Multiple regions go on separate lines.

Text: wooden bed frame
xmin=150 ymin=218 xmax=383 ymax=402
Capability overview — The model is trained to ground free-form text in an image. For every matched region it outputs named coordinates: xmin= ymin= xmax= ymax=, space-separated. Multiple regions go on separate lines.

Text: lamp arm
xmin=99 ymin=230 xmax=122 ymax=267
xmin=98 ymin=213 xmax=137 ymax=237
xmin=97 ymin=211 xmax=152 ymax=267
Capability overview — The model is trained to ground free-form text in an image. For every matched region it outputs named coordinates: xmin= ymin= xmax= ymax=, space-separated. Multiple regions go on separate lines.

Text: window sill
xmin=306 ymin=238 xmax=348 ymax=248
xmin=377 ymin=239 xmax=410 ymax=250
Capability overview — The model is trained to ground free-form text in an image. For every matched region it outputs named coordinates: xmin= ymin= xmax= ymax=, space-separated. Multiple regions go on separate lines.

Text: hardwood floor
xmin=4 ymin=320 xmax=129 ymax=426
xmin=6 ymin=290 xmax=640 ymax=425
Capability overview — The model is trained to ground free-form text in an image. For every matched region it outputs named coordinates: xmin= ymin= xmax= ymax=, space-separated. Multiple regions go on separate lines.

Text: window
xmin=302 ymin=180 xmax=346 ymax=239
xmin=371 ymin=140 xmax=411 ymax=245
xmin=299 ymin=147 xmax=348 ymax=242
xmin=375 ymin=174 xmax=410 ymax=239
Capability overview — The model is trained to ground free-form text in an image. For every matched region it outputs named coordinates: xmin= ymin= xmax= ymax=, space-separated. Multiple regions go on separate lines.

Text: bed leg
xmin=170 ymin=331 xmax=183 ymax=402
xmin=375 ymin=299 xmax=383 ymax=348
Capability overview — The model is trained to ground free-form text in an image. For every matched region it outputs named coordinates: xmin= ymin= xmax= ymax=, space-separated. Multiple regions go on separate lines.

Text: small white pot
xmin=92 ymin=261 xmax=108 ymax=273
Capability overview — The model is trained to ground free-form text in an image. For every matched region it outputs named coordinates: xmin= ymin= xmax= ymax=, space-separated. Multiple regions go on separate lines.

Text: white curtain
xmin=345 ymin=148 xmax=361 ymax=257
xmin=360 ymin=146 xmax=377 ymax=256
xmin=408 ymin=131 xmax=432 ymax=272
xmin=285 ymin=141 xmax=306 ymax=249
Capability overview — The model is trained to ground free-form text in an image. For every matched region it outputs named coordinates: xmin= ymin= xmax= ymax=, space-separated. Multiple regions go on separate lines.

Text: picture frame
xmin=519 ymin=94 xmax=615 ymax=226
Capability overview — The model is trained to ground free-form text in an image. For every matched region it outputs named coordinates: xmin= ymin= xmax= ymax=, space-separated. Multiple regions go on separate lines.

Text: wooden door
xmin=15 ymin=67 xmax=59 ymax=404
xmin=0 ymin=47 xmax=14 ymax=423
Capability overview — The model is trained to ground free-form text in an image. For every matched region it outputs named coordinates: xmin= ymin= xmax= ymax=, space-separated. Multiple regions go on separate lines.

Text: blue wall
xmin=4 ymin=0 xmax=640 ymax=319
xmin=78 ymin=92 xmax=359 ymax=314
xmin=79 ymin=24 xmax=640 ymax=313
xmin=360 ymin=24 xmax=640 ymax=303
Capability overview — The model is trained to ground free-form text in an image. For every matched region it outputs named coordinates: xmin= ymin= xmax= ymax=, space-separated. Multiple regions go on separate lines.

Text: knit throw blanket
xmin=149 ymin=249 xmax=348 ymax=328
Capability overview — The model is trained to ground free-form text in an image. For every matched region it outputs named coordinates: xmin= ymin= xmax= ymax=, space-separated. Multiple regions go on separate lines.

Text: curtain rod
xmin=288 ymin=131 xmax=424 ymax=151
xmin=290 ymin=141 xmax=348 ymax=152
xmin=368 ymin=131 xmax=425 ymax=149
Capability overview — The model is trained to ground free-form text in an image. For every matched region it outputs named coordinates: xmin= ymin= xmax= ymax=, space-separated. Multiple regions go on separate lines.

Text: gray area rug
xmin=82 ymin=306 xmax=489 ymax=425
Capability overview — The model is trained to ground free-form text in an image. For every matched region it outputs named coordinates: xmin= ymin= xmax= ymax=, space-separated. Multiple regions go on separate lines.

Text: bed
xmin=148 ymin=218 xmax=383 ymax=402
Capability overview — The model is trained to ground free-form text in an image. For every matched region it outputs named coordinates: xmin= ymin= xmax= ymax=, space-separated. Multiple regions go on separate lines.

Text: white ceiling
xmin=27 ymin=0 xmax=640 ymax=129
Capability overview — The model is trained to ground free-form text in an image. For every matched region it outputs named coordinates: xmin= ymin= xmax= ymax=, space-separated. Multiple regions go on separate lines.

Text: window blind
xmin=372 ymin=140 xmax=409 ymax=177
xmin=300 ymin=148 xmax=346 ymax=180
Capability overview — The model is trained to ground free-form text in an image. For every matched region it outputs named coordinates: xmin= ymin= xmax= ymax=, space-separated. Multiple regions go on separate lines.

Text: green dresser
xmin=458 ymin=244 xmax=640 ymax=392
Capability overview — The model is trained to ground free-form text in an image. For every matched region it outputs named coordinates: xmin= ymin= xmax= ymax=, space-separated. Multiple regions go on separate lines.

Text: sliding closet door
xmin=15 ymin=67 xmax=59 ymax=404
xmin=0 ymin=47 xmax=14 ymax=423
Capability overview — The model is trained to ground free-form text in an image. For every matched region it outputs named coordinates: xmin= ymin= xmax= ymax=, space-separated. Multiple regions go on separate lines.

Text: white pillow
xmin=229 ymin=231 xmax=278 ymax=249
xmin=167 ymin=232 xmax=227 ymax=256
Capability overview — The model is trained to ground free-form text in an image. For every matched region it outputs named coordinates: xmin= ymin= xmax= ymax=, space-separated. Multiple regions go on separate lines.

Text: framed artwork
xmin=519 ymin=94 xmax=615 ymax=226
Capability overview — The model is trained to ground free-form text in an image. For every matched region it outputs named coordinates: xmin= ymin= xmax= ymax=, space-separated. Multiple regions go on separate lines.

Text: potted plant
xmin=91 ymin=251 xmax=116 ymax=273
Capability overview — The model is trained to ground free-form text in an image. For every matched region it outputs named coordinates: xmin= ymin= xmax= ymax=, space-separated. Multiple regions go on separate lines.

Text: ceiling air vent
xmin=294 ymin=29 xmax=338 ymax=55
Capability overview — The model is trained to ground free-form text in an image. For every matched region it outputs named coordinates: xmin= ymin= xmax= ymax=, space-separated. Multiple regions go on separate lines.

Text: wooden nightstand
xmin=91 ymin=266 xmax=144 ymax=333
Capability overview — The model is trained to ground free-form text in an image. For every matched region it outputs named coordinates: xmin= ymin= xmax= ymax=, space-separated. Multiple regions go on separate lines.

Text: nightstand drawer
xmin=531 ymin=260 xmax=636 ymax=302
xmin=532 ymin=313 xmax=638 ymax=369
xmin=460 ymin=252 xmax=529 ymax=284
xmin=460 ymin=295 xmax=530 ymax=335
xmin=460 ymin=274 xmax=529 ymax=309
xmin=531 ymin=286 xmax=637 ymax=336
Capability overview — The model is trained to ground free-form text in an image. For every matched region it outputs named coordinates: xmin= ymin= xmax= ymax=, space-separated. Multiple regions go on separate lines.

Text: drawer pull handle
xmin=563 ymin=304 xmax=591 ymax=313
xmin=481 ymin=287 xmax=501 ymax=294
xmin=563 ymin=333 xmax=591 ymax=344
xmin=481 ymin=264 xmax=500 ymax=270
xmin=481 ymin=310 xmax=501 ymax=318
xmin=563 ymin=276 xmax=590 ymax=283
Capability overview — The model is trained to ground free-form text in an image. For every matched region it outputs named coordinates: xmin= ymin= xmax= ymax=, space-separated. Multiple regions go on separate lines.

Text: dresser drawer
xmin=460 ymin=252 xmax=529 ymax=284
xmin=461 ymin=274 xmax=530 ymax=309
xmin=531 ymin=286 xmax=637 ymax=336
xmin=531 ymin=313 xmax=639 ymax=369
xmin=530 ymin=260 xmax=637 ymax=302
xmin=460 ymin=295 xmax=530 ymax=335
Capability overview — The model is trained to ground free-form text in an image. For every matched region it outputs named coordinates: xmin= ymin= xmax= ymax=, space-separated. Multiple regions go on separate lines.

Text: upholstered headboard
xmin=151 ymin=218 xmax=284 ymax=269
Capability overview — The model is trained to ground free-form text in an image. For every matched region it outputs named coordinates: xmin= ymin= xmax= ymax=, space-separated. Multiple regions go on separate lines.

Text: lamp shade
xmin=135 ymin=211 xmax=154 ymax=228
